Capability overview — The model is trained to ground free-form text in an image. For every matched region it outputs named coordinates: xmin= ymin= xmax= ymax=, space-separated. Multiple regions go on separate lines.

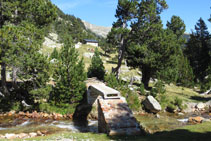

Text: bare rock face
xmin=82 ymin=21 xmax=111 ymax=38
xmin=184 ymin=102 xmax=197 ymax=113
xmin=196 ymin=102 xmax=205 ymax=110
xmin=5 ymin=133 xmax=17 ymax=139
xmin=206 ymin=100 xmax=211 ymax=107
xmin=17 ymin=133 xmax=28 ymax=139
xmin=143 ymin=96 xmax=162 ymax=113
xmin=29 ymin=132 xmax=37 ymax=138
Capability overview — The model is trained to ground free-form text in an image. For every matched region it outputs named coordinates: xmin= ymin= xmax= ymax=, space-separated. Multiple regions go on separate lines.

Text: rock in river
xmin=196 ymin=102 xmax=205 ymax=110
xmin=143 ymin=96 xmax=162 ymax=113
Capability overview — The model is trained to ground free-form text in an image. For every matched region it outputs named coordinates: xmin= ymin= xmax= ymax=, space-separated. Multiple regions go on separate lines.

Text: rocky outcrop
xmin=0 ymin=111 xmax=73 ymax=120
xmin=196 ymin=102 xmax=205 ymax=110
xmin=143 ymin=96 xmax=162 ymax=113
xmin=82 ymin=21 xmax=111 ymax=38
xmin=42 ymin=33 xmax=63 ymax=48
xmin=0 ymin=131 xmax=46 ymax=139
xmin=184 ymin=101 xmax=211 ymax=113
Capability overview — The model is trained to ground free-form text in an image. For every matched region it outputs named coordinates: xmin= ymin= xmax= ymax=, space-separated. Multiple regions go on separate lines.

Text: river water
xmin=0 ymin=116 xmax=98 ymax=135
xmin=0 ymin=111 xmax=210 ymax=135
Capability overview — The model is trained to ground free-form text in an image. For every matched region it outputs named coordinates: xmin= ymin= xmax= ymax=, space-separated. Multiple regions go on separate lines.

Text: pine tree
xmin=126 ymin=0 xmax=180 ymax=89
xmin=100 ymin=36 xmax=115 ymax=56
xmin=88 ymin=49 xmax=105 ymax=80
xmin=53 ymin=37 xmax=86 ymax=105
xmin=185 ymin=18 xmax=211 ymax=83
xmin=0 ymin=0 xmax=57 ymax=95
xmin=0 ymin=22 xmax=52 ymax=103
xmin=166 ymin=15 xmax=194 ymax=86
xmin=177 ymin=54 xmax=194 ymax=87
xmin=110 ymin=0 xmax=138 ymax=77
xmin=167 ymin=16 xmax=186 ymax=40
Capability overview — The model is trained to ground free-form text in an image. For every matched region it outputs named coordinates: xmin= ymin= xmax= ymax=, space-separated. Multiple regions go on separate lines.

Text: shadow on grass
xmin=99 ymin=52 xmax=110 ymax=58
xmin=191 ymin=96 xmax=211 ymax=102
xmin=108 ymin=129 xmax=211 ymax=141
xmin=106 ymin=60 xmax=117 ymax=64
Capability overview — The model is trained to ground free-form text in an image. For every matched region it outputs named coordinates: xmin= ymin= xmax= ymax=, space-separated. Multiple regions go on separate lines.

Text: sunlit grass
xmin=165 ymin=84 xmax=200 ymax=102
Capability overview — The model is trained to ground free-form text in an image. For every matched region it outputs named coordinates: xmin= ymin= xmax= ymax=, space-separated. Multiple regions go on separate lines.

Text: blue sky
xmin=51 ymin=0 xmax=211 ymax=33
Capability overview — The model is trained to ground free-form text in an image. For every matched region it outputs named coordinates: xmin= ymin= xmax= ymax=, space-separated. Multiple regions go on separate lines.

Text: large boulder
xmin=184 ymin=102 xmax=197 ymax=113
xmin=5 ymin=133 xmax=17 ymax=139
xmin=143 ymin=96 xmax=161 ymax=113
xmin=188 ymin=116 xmax=204 ymax=124
xmin=196 ymin=102 xmax=205 ymax=110
xmin=206 ymin=100 xmax=211 ymax=107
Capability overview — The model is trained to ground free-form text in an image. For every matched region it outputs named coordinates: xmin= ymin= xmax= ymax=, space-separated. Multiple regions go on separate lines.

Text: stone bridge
xmin=86 ymin=79 xmax=141 ymax=136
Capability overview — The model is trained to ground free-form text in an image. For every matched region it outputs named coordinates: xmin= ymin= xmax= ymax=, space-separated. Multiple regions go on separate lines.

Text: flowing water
xmin=0 ymin=116 xmax=98 ymax=135
xmin=135 ymin=111 xmax=210 ymax=133
xmin=0 ymin=111 xmax=210 ymax=135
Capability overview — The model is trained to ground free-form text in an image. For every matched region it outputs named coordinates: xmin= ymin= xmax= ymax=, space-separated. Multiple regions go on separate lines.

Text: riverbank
xmin=0 ymin=109 xmax=210 ymax=140
xmin=17 ymin=122 xmax=210 ymax=141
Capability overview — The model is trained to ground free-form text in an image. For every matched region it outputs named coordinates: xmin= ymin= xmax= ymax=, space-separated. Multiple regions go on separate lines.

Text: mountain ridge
xmin=82 ymin=20 xmax=111 ymax=38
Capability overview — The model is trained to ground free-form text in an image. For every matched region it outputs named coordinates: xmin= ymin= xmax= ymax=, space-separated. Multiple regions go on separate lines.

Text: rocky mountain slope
xmin=82 ymin=21 xmax=111 ymax=38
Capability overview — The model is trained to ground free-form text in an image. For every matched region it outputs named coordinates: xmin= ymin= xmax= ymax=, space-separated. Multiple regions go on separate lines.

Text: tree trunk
xmin=1 ymin=63 xmax=9 ymax=96
xmin=112 ymin=21 xmax=127 ymax=77
xmin=12 ymin=66 xmax=18 ymax=90
xmin=141 ymin=67 xmax=151 ymax=90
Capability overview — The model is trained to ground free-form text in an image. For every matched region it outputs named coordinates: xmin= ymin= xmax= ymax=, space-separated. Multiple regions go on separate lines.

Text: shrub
xmin=139 ymin=83 xmax=146 ymax=95
xmin=87 ymin=49 xmax=105 ymax=80
xmin=167 ymin=103 xmax=177 ymax=112
xmin=50 ymin=48 xmax=59 ymax=59
xmin=150 ymin=80 xmax=166 ymax=97
xmin=127 ymin=91 xmax=141 ymax=111
xmin=159 ymin=94 xmax=170 ymax=109
xmin=154 ymin=80 xmax=166 ymax=94
xmin=39 ymin=103 xmax=76 ymax=115
xmin=200 ymin=66 xmax=211 ymax=92
xmin=104 ymin=72 xmax=119 ymax=89
xmin=174 ymin=97 xmax=184 ymax=110
xmin=104 ymin=73 xmax=141 ymax=111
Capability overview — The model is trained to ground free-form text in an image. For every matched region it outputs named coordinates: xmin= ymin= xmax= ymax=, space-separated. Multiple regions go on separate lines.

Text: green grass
xmin=38 ymin=103 xmax=76 ymax=115
xmin=135 ymin=113 xmax=184 ymax=133
xmin=165 ymin=84 xmax=199 ymax=102
xmin=77 ymin=44 xmax=117 ymax=71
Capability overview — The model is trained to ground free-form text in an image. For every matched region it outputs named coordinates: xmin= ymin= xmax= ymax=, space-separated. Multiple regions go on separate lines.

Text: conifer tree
xmin=0 ymin=22 xmax=52 ymax=102
xmin=167 ymin=16 xmax=186 ymax=40
xmin=110 ymin=0 xmax=138 ymax=77
xmin=126 ymin=0 xmax=181 ymax=89
xmin=166 ymin=15 xmax=194 ymax=86
xmin=185 ymin=18 xmax=211 ymax=83
xmin=0 ymin=0 xmax=57 ymax=95
xmin=88 ymin=49 xmax=105 ymax=80
xmin=53 ymin=37 xmax=86 ymax=105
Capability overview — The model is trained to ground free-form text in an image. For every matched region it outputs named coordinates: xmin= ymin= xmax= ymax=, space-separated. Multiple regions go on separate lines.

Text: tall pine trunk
xmin=1 ymin=62 xmax=9 ymax=95
xmin=141 ymin=67 xmax=151 ymax=90
xmin=12 ymin=67 xmax=18 ymax=89
xmin=112 ymin=21 xmax=127 ymax=77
